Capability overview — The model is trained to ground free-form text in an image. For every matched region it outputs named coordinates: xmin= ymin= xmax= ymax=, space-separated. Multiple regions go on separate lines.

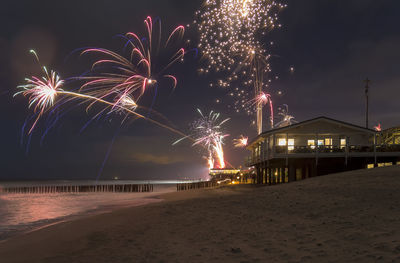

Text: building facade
xmin=246 ymin=117 xmax=400 ymax=184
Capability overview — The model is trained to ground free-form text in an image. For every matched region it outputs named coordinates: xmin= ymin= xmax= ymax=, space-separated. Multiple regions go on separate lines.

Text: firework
xmin=78 ymin=16 xmax=185 ymax=110
xmin=174 ymin=109 xmax=230 ymax=169
xmin=244 ymin=91 xmax=274 ymax=132
xmin=195 ymin=0 xmax=286 ymax=76
xmin=16 ymin=17 xmax=187 ymax=137
xmin=15 ymin=48 xmax=187 ymax=138
xmin=275 ymin=104 xmax=296 ymax=128
xmin=374 ymin=123 xmax=382 ymax=132
xmin=195 ymin=0 xmax=286 ymax=133
xmin=14 ymin=50 xmax=64 ymax=133
xmin=233 ymin=135 xmax=248 ymax=148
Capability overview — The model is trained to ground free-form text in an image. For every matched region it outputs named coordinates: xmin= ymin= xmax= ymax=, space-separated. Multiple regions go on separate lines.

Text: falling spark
xmin=195 ymin=0 xmax=286 ymax=77
xmin=194 ymin=0 xmax=286 ymax=132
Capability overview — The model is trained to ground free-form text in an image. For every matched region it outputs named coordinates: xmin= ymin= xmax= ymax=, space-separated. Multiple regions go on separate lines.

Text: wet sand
xmin=1 ymin=166 xmax=400 ymax=262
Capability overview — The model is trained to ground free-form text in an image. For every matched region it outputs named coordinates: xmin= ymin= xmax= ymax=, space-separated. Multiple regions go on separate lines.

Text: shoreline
xmin=0 ymin=196 xmax=165 ymax=243
xmin=0 ymin=186 xmax=176 ymax=242
xmin=1 ymin=167 xmax=400 ymax=262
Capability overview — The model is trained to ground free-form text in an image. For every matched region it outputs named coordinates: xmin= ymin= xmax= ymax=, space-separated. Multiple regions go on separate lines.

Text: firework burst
xmin=374 ymin=123 xmax=382 ymax=132
xmin=14 ymin=50 xmax=64 ymax=133
xmin=16 ymin=26 xmax=187 ymax=138
xmin=195 ymin=0 xmax=286 ymax=133
xmin=174 ymin=109 xmax=230 ymax=169
xmin=78 ymin=16 xmax=185 ymax=109
xmin=233 ymin=135 xmax=248 ymax=148
xmin=195 ymin=0 xmax=285 ymax=76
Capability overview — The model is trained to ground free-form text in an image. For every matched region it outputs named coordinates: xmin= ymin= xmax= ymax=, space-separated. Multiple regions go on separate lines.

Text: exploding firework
xmin=14 ymin=50 xmax=64 ymax=133
xmin=78 ymin=16 xmax=185 ymax=110
xmin=195 ymin=0 xmax=286 ymax=77
xmin=233 ymin=135 xmax=248 ymax=148
xmin=194 ymin=0 xmax=286 ymax=133
xmin=275 ymin=104 xmax=296 ymax=128
xmin=16 ymin=17 xmax=187 ymax=136
xmin=174 ymin=109 xmax=230 ymax=169
xmin=16 ymin=48 xmax=187 ymax=138
xmin=374 ymin=123 xmax=382 ymax=132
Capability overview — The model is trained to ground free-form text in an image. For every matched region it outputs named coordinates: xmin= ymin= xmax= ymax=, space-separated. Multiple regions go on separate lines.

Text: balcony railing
xmin=245 ymin=144 xmax=400 ymax=166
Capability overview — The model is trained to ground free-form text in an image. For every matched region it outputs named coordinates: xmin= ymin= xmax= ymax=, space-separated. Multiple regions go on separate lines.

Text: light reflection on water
xmin=0 ymin=183 xmax=178 ymax=240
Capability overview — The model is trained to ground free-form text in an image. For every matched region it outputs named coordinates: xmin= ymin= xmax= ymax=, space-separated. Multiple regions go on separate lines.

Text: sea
xmin=0 ymin=180 xmax=195 ymax=241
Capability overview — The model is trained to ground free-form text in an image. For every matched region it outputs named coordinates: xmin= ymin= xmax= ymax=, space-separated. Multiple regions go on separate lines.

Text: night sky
xmin=1 ymin=0 xmax=399 ymax=181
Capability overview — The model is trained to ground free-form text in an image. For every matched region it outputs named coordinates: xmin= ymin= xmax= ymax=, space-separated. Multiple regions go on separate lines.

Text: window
xmin=308 ymin=140 xmax=315 ymax=149
xmin=318 ymin=140 xmax=324 ymax=146
xmin=367 ymin=164 xmax=374 ymax=169
xmin=278 ymin=138 xmax=287 ymax=146
xmin=288 ymin=139 xmax=295 ymax=151
xmin=340 ymin=138 xmax=346 ymax=149
xmin=378 ymin=162 xmax=393 ymax=167
xmin=325 ymin=138 xmax=332 ymax=146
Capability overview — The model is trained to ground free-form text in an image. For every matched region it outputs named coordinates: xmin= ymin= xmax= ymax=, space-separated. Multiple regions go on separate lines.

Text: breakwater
xmin=176 ymin=181 xmax=227 ymax=191
xmin=0 ymin=184 xmax=153 ymax=194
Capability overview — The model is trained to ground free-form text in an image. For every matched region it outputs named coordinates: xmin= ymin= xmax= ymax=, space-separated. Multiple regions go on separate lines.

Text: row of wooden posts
xmin=176 ymin=181 xmax=222 ymax=191
xmin=0 ymin=181 xmax=229 ymax=194
xmin=0 ymin=184 xmax=154 ymax=194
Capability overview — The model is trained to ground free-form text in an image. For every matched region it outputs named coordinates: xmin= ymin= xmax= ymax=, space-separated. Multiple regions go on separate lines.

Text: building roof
xmin=247 ymin=116 xmax=376 ymax=148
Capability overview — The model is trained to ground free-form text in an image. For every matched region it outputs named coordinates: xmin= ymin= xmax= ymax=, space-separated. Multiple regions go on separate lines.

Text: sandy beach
xmin=1 ymin=166 xmax=400 ymax=262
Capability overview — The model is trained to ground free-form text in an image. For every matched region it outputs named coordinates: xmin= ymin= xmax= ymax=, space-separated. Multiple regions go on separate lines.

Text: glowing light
xmin=233 ymin=135 xmax=248 ymax=148
xmin=278 ymin=138 xmax=286 ymax=146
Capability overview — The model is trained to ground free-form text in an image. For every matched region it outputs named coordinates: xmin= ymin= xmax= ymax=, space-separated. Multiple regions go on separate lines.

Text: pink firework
xmin=78 ymin=16 xmax=185 ymax=109
xmin=246 ymin=91 xmax=274 ymax=129
xmin=14 ymin=50 xmax=64 ymax=133
xmin=374 ymin=123 xmax=382 ymax=131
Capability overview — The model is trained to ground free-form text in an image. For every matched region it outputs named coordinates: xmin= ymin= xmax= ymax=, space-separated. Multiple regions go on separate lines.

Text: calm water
xmin=0 ymin=180 xmax=192 ymax=241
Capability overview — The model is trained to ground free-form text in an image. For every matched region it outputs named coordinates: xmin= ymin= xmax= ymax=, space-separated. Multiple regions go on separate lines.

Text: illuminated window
xmin=278 ymin=138 xmax=287 ymax=146
xmin=318 ymin=140 xmax=324 ymax=146
xmin=340 ymin=138 xmax=346 ymax=149
xmin=288 ymin=139 xmax=295 ymax=151
xmin=325 ymin=138 xmax=332 ymax=146
xmin=308 ymin=140 xmax=315 ymax=149
xmin=378 ymin=162 xmax=393 ymax=167
xmin=367 ymin=164 xmax=374 ymax=169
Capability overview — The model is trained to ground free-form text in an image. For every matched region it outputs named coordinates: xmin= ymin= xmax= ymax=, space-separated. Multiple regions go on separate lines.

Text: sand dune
xmin=1 ymin=166 xmax=400 ymax=262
